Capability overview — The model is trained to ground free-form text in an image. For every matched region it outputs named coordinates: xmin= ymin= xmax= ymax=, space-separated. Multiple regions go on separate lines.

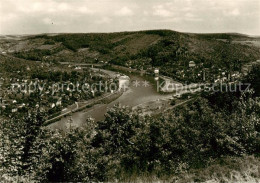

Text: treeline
xmin=30 ymin=70 xmax=88 ymax=82
xmin=194 ymin=33 xmax=249 ymax=40
xmin=12 ymin=46 xmax=64 ymax=61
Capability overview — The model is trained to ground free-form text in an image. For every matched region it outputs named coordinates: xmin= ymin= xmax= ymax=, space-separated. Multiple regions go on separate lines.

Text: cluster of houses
xmin=0 ymin=68 xmax=120 ymax=115
xmin=174 ymin=60 xmax=258 ymax=83
xmin=0 ymin=76 xmax=72 ymax=115
xmin=242 ymin=60 xmax=260 ymax=74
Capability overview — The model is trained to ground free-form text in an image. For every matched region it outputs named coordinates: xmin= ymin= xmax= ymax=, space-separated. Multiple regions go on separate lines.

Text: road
xmin=44 ymin=92 xmax=118 ymax=125
xmin=48 ymin=72 xmax=174 ymax=130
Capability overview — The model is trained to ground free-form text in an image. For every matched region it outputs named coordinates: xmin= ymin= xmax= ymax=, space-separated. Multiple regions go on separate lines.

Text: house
xmin=12 ymin=108 xmax=18 ymax=113
xmin=0 ymin=104 xmax=6 ymax=109
xmin=18 ymin=103 xmax=26 ymax=108
xmin=51 ymin=103 xmax=55 ymax=108
xmin=56 ymin=100 xmax=62 ymax=106
xmin=75 ymin=66 xmax=82 ymax=70
xmin=154 ymin=68 xmax=159 ymax=74
xmin=189 ymin=61 xmax=196 ymax=68
xmin=118 ymin=75 xmax=130 ymax=90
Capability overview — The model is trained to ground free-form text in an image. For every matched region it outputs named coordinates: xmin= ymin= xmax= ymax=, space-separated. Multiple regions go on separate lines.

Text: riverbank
xmin=47 ymin=65 xmax=205 ymax=130
xmin=48 ymin=69 xmax=175 ymax=130
xmin=44 ymin=91 xmax=123 ymax=126
xmin=48 ymin=64 xmax=206 ymax=130
xmin=103 ymin=64 xmax=159 ymax=91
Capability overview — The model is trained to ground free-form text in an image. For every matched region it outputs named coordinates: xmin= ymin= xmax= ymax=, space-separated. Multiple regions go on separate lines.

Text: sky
xmin=0 ymin=0 xmax=259 ymax=35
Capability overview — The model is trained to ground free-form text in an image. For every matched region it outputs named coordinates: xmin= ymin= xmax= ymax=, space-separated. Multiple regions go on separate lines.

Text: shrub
xmin=170 ymin=100 xmax=176 ymax=106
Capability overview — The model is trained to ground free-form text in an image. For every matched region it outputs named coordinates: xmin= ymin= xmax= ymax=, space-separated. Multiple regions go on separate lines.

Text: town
xmin=0 ymin=1 xmax=260 ymax=181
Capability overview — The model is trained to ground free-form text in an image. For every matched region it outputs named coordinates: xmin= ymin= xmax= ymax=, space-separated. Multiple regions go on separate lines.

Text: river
xmin=49 ymin=70 xmax=173 ymax=131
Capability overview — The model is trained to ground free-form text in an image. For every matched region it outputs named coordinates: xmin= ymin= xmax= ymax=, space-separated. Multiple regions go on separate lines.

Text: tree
xmin=28 ymin=118 xmax=102 ymax=182
xmin=243 ymin=64 xmax=260 ymax=96
xmin=92 ymin=105 xmax=142 ymax=179
xmin=0 ymin=109 xmax=46 ymax=182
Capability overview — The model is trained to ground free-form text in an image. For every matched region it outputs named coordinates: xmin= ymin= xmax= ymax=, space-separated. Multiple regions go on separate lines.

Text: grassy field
xmin=115 ymin=155 xmax=260 ymax=183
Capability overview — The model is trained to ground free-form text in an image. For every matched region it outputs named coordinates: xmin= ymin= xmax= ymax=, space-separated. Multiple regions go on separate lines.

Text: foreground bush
xmin=90 ymin=96 xmax=259 ymax=181
xmin=1 ymin=95 xmax=259 ymax=182
xmin=174 ymin=155 xmax=260 ymax=183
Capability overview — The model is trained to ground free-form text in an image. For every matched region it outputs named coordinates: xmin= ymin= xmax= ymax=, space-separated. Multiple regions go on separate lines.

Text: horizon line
xmin=0 ymin=29 xmax=259 ymax=37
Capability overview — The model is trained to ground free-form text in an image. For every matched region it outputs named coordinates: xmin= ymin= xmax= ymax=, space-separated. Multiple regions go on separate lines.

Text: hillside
xmin=1 ymin=30 xmax=260 ymax=80
xmin=1 ymin=30 xmax=260 ymax=183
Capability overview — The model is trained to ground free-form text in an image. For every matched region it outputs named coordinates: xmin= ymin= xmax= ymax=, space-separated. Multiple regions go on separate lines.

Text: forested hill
xmin=3 ymin=30 xmax=260 ymax=77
